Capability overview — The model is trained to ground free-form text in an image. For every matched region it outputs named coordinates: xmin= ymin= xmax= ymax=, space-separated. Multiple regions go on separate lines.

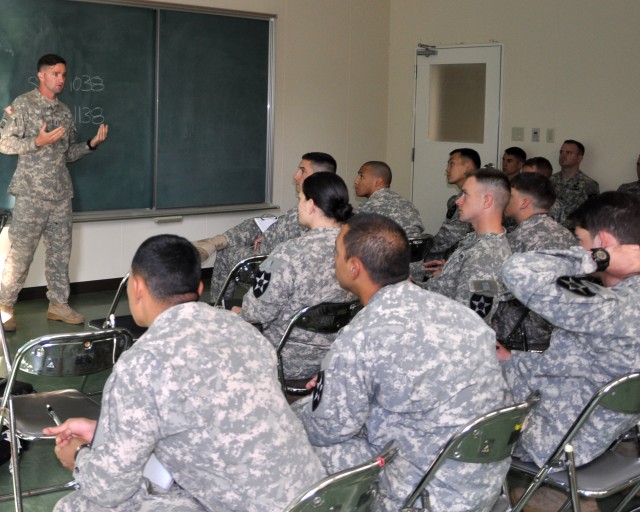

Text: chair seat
xmin=12 ymin=389 xmax=101 ymax=439
xmin=511 ymin=451 xmax=640 ymax=498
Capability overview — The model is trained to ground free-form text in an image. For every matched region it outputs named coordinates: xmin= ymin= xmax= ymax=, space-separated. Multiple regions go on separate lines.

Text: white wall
xmin=387 ymin=0 xmax=640 ymax=229
xmin=1 ymin=0 xmax=390 ymax=287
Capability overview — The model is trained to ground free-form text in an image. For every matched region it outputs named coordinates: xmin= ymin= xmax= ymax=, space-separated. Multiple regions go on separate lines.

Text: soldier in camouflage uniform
xmin=0 ymin=54 xmax=108 ymax=330
xmin=499 ymin=192 xmax=640 ymax=471
xmin=238 ymin=173 xmax=354 ymax=380
xmin=353 ymin=161 xmax=424 ymax=237
xmin=195 ymin=152 xmax=337 ymax=301
xmin=423 ymin=148 xmax=478 ymax=260
xmin=45 ymin=234 xmax=325 ymax=512
xmin=491 ymin=173 xmax=577 ymax=351
xmin=295 ymin=213 xmax=510 ymax=512
xmin=550 ymin=140 xmax=599 ymax=227
xmin=521 ymin=156 xmax=566 ymax=225
xmin=422 ymin=169 xmax=512 ymax=324
xmin=617 ymin=154 xmax=640 ymax=200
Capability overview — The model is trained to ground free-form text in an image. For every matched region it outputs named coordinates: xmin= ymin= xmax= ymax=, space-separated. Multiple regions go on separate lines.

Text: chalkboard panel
xmin=0 ymin=0 xmax=272 ymax=215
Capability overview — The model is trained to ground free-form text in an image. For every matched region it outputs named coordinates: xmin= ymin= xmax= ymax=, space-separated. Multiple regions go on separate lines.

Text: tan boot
xmin=510 ymin=486 xmax=601 ymax=512
xmin=0 ymin=305 xmax=16 ymax=331
xmin=192 ymin=235 xmax=228 ymax=262
xmin=47 ymin=303 xmax=85 ymax=325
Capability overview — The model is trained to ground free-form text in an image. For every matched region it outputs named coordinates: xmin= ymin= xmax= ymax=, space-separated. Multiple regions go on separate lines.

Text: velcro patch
xmin=556 ymin=276 xmax=596 ymax=297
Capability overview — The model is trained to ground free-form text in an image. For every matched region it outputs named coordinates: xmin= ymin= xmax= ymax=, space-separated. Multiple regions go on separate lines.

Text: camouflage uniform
xmin=618 ymin=181 xmax=640 ymax=200
xmin=355 ymin=188 xmax=424 ymax=237
xmin=501 ymin=248 xmax=640 ymax=467
xmin=210 ymin=206 xmax=305 ymax=301
xmin=423 ymin=231 xmax=512 ymax=324
xmin=492 ymin=214 xmax=576 ymax=350
xmin=55 ymin=302 xmax=325 ymax=512
xmin=0 ymin=89 xmax=92 ymax=306
xmin=424 ymin=193 xmax=472 ymax=260
xmin=241 ymin=227 xmax=353 ymax=379
xmin=550 ymin=170 xmax=600 ymax=225
xmin=295 ymin=280 xmax=510 ymax=512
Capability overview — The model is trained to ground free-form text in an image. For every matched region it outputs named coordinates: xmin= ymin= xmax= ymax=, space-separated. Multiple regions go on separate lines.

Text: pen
xmin=46 ymin=404 xmax=62 ymax=426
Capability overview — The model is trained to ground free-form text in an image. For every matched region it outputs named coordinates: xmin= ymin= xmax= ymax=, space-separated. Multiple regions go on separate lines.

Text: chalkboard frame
xmin=0 ymin=0 xmax=277 ymax=222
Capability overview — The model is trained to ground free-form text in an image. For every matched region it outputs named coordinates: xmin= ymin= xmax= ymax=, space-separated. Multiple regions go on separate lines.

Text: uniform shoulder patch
xmin=311 ymin=370 xmax=325 ymax=411
xmin=252 ymin=270 xmax=271 ymax=298
xmin=469 ymin=280 xmax=498 ymax=318
xmin=556 ymin=276 xmax=596 ymax=297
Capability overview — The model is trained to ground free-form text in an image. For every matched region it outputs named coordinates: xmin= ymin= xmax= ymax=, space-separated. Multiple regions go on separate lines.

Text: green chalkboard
xmin=0 ymin=0 xmax=272 ymax=215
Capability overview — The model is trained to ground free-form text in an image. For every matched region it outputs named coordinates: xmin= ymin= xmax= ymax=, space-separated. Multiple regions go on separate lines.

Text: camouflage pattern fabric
xmin=501 ymin=248 xmax=640 ymax=467
xmin=423 ymin=231 xmax=512 ymax=324
xmin=424 ymin=193 xmax=472 ymax=260
xmin=241 ymin=227 xmax=354 ymax=379
xmin=355 ymin=188 xmax=424 ymax=237
xmin=618 ymin=181 xmax=640 ymax=200
xmin=550 ymin=170 xmax=600 ymax=224
xmin=492 ymin=214 xmax=576 ymax=349
xmin=56 ymin=302 xmax=325 ymax=512
xmin=295 ymin=280 xmax=510 ymax=512
xmin=0 ymin=88 xmax=92 ymax=306
xmin=210 ymin=206 xmax=306 ymax=301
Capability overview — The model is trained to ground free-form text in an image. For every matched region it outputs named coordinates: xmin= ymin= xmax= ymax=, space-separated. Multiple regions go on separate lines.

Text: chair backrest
xmin=0 ymin=328 xmax=134 ymax=410
xmin=0 ymin=210 xmax=10 ymax=234
xmin=401 ymin=391 xmax=541 ymax=509
xmin=284 ymin=441 xmax=398 ymax=512
xmin=101 ymin=272 xmax=130 ymax=328
xmin=276 ymin=300 xmax=362 ymax=389
xmin=408 ymin=236 xmax=434 ymax=263
xmin=212 ymin=254 xmax=268 ymax=308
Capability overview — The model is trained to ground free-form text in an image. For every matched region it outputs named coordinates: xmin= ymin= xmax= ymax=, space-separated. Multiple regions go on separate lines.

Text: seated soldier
xmin=492 ymin=172 xmax=576 ymax=351
xmin=617 ymin=153 xmax=640 ymax=199
xmin=501 ymin=146 xmax=527 ymax=181
xmin=45 ymin=234 xmax=325 ymax=512
xmin=235 ymin=173 xmax=354 ymax=380
xmin=422 ymin=168 xmax=512 ymax=324
xmin=194 ymin=152 xmax=337 ymax=300
xmin=499 ymin=192 xmax=640 ymax=511
xmin=353 ymin=160 xmax=424 ymax=237
xmin=423 ymin=148 xmax=478 ymax=260
xmin=295 ymin=213 xmax=510 ymax=512
xmin=521 ymin=156 xmax=566 ymax=224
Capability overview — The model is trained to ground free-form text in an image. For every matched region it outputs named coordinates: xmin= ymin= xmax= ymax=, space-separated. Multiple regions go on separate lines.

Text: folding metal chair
xmin=408 ymin=235 xmax=434 ymax=263
xmin=0 ymin=327 xmax=134 ymax=511
xmin=510 ymin=372 xmax=640 ymax=512
xmin=401 ymin=391 xmax=541 ymax=512
xmin=284 ymin=441 xmax=398 ymax=512
xmin=88 ymin=273 xmax=146 ymax=339
xmin=276 ymin=300 xmax=362 ymax=396
xmin=0 ymin=210 xmax=10 ymax=234
xmin=212 ymin=254 xmax=268 ymax=309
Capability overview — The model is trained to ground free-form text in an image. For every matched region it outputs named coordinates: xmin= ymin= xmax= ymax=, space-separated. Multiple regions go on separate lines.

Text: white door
xmin=412 ymin=44 xmax=503 ymax=234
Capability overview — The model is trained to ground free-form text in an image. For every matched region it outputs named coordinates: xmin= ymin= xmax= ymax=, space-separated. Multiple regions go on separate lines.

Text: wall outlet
xmin=532 ymin=128 xmax=540 ymax=142
xmin=512 ymin=127 xmax=524 ymax=142
xmin=546 ymin=128 xmax=555 ymax=143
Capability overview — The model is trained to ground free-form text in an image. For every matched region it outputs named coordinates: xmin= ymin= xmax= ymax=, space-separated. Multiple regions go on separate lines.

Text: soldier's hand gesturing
xmin=35 ymin=122 xmax=65 ymax=146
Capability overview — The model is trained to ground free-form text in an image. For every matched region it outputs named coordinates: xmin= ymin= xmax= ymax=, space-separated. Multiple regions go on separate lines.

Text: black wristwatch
xmin=591 ymin=248 xmax=610 ymax=272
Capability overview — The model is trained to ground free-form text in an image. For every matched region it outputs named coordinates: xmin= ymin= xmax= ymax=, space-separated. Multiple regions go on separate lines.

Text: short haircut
xmin=363 ymin=161 xmax=392 ymax=187
xmin=511 ymin=172 xmax=556 ymax=211
xmin=504 ymin=146 xmax=527 ymax=163
xmin=450 ymin=148 xmax=481 ymax=169
xmin=563 ymin=139 xmax=585 ymax=156
xmin=131 ymin=234 xmax=201 ymax=302
xmin=466 ymin=167 xmax=511 ymax=211
xmin=343 ymin=213 xmax=409 ymax=286
xmin=524 ymin=157 xmax=553 ymax=178
xmin=302 ymin=172 xmax=353 ymax=223
xmin=38 ymin=54 xmax=66 ymax=71
xmin=570 ymin=191 xmax=640 ymax=245
xmin=302 ymin=152 xmax=337 ymax=174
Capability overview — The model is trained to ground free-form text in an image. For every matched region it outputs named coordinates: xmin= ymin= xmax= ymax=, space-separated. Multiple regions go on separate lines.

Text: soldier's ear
xmin=596 ymin=230 xmax=619 ymax=249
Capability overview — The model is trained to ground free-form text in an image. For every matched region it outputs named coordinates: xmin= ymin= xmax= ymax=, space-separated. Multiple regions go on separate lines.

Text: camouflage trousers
xmin=54 ymin=481 xmax=205 ymax=512
xmin=0 ymin=195 xmax=72 ymax=306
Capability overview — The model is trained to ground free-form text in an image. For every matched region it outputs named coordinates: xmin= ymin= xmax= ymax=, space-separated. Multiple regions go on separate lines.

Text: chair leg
xmin=8 ymin=398 xmax=23 ymax=512
xmin=565 ymin=445 xmax=580 ymax=512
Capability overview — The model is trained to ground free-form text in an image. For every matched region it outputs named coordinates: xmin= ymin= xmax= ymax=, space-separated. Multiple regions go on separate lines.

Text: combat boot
xmin=1 ymin=305 xmax=16 ymax=331
xmin=193 ymin=235 xmax=228 ymax=262
xmin=47 ymin=303 xmax=85 ymax=325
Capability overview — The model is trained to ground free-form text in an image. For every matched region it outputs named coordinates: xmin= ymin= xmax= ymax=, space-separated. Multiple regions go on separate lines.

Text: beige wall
xmin=3 ymin=0 xmax=390 ymax=286
xmin=388 ymin=0 xmax=640 ymax=228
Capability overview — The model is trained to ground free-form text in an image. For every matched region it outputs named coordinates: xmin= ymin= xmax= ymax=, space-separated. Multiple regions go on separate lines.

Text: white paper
xmin=254 ymin=216 xmax=279 ymax=233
